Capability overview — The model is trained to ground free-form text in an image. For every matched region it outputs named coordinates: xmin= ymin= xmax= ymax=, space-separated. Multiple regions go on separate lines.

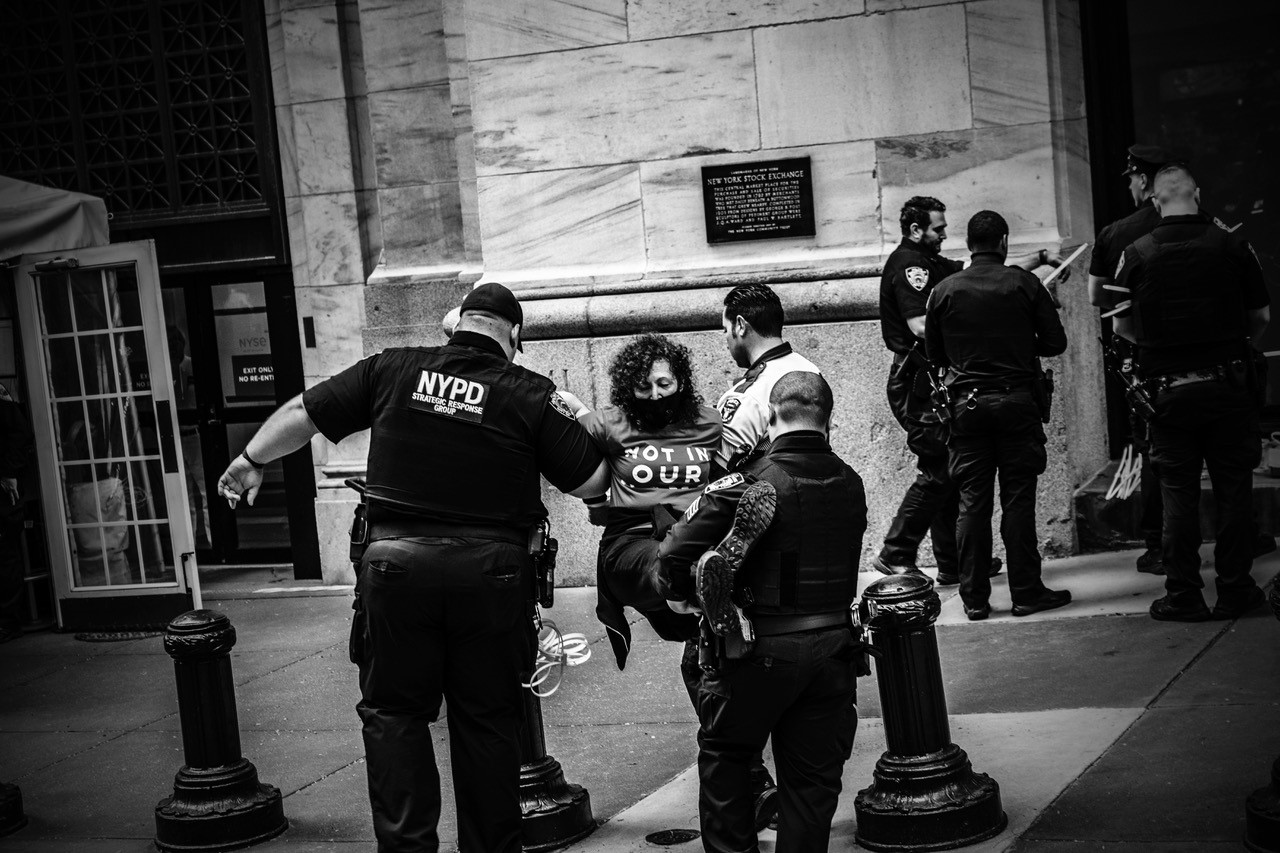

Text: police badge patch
xmin=549 ymin=393 xmax=577 ymax=419
xmin=704 ymin=473 xmax=744 ymax=493
xmin=905 ymin=267 xmax=929 ymax=291
xmin=718 ymin=397 xmax=741 ymax=422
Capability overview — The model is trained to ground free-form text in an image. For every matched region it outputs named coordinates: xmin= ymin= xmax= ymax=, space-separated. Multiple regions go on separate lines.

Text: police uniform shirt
xmin=1090 ymin=200 xmax=1161 ymax=285
xmin=879 ymin=239 xmax=965 ymax=354
xmin=303 ymin=330 xmax=603 ymax=526
xmin=578 ymin=404 xmax=721 ymax=537
xmin=659 ymin=431 xmax=867 ymax=607
xmin=925 ymin=254 xmax=1067 ymax=389
xmin=1113 ymin=213 xmax=1269 ymax=376
xmin=715 ymin=343 xmax=820 ymax=472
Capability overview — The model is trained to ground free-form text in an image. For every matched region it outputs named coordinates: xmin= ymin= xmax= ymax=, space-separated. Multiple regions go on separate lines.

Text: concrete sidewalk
xmin=1 ymin=548 xmax=1277 ymax=852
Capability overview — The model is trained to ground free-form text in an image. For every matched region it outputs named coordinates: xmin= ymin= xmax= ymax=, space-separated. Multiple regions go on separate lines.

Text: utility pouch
xmin=1125 ymin=382 xmax=1157 ymax=423
xmin=529 ymin=520 xmax=557 ymax=609
xmin=1032 ymin=367 xmax=1054 ymax=423
xmin=697 ymin=619 xmax=720 ymax=673
xmin=345 ymin=478 xmax=369 ymax=666
xmin=928 ymin=377 xmax=953 ymax=425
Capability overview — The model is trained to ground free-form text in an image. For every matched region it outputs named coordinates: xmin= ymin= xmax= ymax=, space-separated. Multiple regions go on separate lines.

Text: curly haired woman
xmin=558 ymin=333 xmax=721 ymax=669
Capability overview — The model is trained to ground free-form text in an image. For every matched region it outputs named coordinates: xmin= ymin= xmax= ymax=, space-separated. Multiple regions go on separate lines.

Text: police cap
xmin=1122 ymin=144 xmax=1175 ymax=177
xmin=460 ymin=282 xmax=524 ymax=350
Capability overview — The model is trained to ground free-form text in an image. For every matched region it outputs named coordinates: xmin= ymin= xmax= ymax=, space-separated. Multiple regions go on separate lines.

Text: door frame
xmin=15 ymin=239 xmax=201 ymax=630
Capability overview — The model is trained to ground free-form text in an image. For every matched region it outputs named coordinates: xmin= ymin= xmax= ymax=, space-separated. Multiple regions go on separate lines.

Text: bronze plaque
xmin=702 ymin=157 xmax=815 ymax=243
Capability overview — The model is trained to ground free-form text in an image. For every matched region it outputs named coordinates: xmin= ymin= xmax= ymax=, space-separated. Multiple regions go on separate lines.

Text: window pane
xmin=36 ymin=273 xmax=73 ymax=334
xmin=47 ymin=338 xmax=81 ymax=398
xmin=70 ymin=270 xmax=109 ymax=331
xmin=112 ymin=266 xmax=142 ymax=328
xmin=78 ymin=334 xmax=119 ymax=396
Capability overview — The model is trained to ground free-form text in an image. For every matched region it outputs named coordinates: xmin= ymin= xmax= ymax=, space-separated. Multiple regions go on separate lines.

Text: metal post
xmin=854 ymin=573 xmax=1007 ymax=851
xmin=0 ymin=782 xmax=26 ymax=837
xmin=1243 ymin=584 xmax=1280 ymax=852
xmin=154 ymin=609 xmax=287 ymax=852
xmin=518 ymin=617 xmax=594 ymax=851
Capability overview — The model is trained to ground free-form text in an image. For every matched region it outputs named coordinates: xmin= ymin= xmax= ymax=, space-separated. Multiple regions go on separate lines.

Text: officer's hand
xmin=556 ymin=390 xmax=589 ymax=417
xmin=584 ymin=494 xmax=608 ymax=525
xmin=217 ymin=457 xmax=264 ymax=508
xmin=667 ymin=599 xmax=701 ymax=615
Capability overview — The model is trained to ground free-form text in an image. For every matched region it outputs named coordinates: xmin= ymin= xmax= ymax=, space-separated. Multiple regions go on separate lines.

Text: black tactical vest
xmin=743 ymin=461 xmax=862 ymax=616
xmin=1130 ymin=226 xmax=1246 ymax=351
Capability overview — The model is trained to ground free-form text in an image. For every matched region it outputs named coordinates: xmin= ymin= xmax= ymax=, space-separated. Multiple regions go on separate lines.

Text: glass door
xmin=14 ymin=240 xmax=199 ymax=630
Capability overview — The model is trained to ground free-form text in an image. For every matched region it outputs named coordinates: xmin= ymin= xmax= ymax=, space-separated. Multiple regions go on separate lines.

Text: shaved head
xmin=769 ymin=371 xmax=833 ymax=431
xmin=1152 ymin=164 xmax=1199 ymax=216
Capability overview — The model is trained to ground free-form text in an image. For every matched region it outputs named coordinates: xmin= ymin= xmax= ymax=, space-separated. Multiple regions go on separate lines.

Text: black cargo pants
xmin=354 ymin=535 xmax=534 ymax=853
xmin=948 ymin=390 xmax=1049 ymax=610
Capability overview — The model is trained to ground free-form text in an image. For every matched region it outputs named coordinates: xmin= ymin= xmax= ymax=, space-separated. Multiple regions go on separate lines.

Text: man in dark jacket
xmin=926 ymin=210 xmax=1071 ymax=621
xmin=660 ymin=371 xmax=867 ymax=853
xmin=1113 ymin=164 xmax=1270 ymax=622
xmin=0 ymin=381 xmax=35 ymax=643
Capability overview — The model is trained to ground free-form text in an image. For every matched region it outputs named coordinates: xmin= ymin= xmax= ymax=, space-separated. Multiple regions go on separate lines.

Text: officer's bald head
xmin=768 ymin=371 xmax=833 ymax=437
xmin=1152 ymin=164 xmax=1200 ymax=217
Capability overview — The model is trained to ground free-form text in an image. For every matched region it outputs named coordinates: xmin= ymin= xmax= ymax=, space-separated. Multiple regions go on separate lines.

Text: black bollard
xmin=1243 ymin=584 xmax=1280 ymax=852
xmin=854 ymin=573 xmax=1006 ymax=851
xmin=0 ymin=782 xmax=26 ymax=837
xmin=154 ymin=609 xmax=287 ymax=852
xmin=518 ymin=622 xmax=594 ymax=851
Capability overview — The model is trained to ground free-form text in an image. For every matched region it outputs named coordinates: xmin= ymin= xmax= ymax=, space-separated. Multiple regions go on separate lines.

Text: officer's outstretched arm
xmin=1250 ymin=306 xmax=1271 ymax=346
xmin=217 ymin=394 xmax=319 ymax=508
xmin=566 ymin=458 xmax=610 ymax=500
xmin=1088 ymin=274 xmax=1111 ymax=307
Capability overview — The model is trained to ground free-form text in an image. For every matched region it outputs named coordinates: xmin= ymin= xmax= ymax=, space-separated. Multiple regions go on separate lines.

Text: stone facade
xmin=264 ymin=0 xmax=1107 ymax=584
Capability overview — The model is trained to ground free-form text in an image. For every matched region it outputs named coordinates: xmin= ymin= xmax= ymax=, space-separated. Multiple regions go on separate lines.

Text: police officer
xmin=925 ymin=210 xmax=1071 ymax=620
xmin=875 ymin=198 xmax=1054 ymax=583
xmin=660 ymin=371 xmax=867 ymax=853
xmin=1090 ymin=144 xmax=1178 ymax=573
xmin=1113 ymin=164 xmax=1270 ymax=622
xmin=216 ymin=282 xmax=608 ymax=853
xmin=0 ymin=381 xmax=35 ymax=644
xmin=714 ymin=283 xmax=820 ymax=478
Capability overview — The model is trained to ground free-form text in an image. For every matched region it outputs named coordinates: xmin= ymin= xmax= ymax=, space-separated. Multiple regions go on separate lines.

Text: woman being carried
xmin=559 ymin=334 xmax=721 ymax=669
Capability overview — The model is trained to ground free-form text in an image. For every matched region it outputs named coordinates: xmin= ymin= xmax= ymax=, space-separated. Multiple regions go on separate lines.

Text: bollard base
xmin=855 ymin=744 xmax=1007 ymax=852
xmin=1246 ymin=756 xmax=1280 ymax=853
xmin=154 ymin=758 xmax=288 ymax=853
xmin=519 ymin=755 xmax=595 ymax=852
xmin=0 ymin=782 xmax=28 ymax=838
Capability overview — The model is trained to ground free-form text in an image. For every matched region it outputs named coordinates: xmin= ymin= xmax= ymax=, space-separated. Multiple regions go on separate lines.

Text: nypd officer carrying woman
xmin=217 ymin=283 xmax=609 ymax=853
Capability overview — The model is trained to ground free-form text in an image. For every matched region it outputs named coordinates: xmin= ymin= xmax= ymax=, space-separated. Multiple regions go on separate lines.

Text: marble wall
xmin=266 ymin=0 xmax=1106 ymax=582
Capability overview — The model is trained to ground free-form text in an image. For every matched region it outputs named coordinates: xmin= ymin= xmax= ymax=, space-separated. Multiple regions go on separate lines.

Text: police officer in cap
xmin=1114 ymin=164 xmax=1270 ymax=622
xmin=1089 ymin=143 xmax=1176 ymax=573
xmin=660 ymin=371 xmax=867 ymax=853
xmin=217 ymin=282 xmax=608 ymax=852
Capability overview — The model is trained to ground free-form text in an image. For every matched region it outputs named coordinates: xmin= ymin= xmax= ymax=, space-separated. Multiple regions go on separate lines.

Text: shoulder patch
xmin=704 ymin=473 xmax=744 ymax=494
xmin=549 ymin=393 xmax=576 ymax=420
xmin=1114 ymin=251 xmax=1125 ymax=279
xmin=905 ymin=267 xmax=929 ymax=291
xmin=718 ymin=396 xmax=741 ymax=422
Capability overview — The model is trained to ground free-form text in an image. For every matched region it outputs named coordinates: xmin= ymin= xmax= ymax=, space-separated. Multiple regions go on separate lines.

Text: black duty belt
xmin=751 ymin=611 xmax=848 ymax=637
xmin=1154 ymin=367 xmax=1223 ymax=389
xmin=369 ymin=520 xmax=526 ymax=546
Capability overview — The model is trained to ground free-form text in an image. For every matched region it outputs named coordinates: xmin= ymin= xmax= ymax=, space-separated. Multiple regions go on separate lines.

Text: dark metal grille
xmin=0 ymin=0 xmax=267 ymax=220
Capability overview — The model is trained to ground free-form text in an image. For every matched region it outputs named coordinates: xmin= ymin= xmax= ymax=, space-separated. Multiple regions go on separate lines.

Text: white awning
xmin=0 ymin=176 xmax=109 ymax=259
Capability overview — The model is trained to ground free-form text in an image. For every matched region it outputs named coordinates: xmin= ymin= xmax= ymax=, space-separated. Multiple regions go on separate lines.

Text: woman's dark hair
xmin=609 ymin=333 xmax=702 ymax=430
